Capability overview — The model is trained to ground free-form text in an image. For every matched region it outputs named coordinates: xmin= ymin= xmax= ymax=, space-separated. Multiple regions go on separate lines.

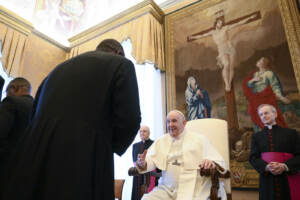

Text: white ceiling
xmin=0 ymin=0 xmax=183 ymax=45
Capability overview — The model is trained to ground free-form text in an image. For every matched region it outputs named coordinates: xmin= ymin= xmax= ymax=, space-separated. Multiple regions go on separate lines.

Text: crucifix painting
xmin=187 ymin=10 xmax=261 ymax=92
xmin=186 ymin=10 xmax=261 ymax=130
xmin=166 ymin=0 xmax=300 ymax=188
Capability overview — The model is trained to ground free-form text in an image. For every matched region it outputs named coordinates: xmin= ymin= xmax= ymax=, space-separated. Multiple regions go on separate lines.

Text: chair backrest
xmin=114 ymin=179 xmax=125 ymax=200
xmin=185 ymin=118 xmax=231 ymax=194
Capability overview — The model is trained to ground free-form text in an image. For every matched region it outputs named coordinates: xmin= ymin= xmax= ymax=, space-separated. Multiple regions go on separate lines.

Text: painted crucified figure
xmin=187 ymin=10 xmax=261 ymax=91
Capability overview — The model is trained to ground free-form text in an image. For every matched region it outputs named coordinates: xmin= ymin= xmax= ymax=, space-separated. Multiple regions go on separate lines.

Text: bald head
xmin=139 ymin=125 xmax=150 ymax=142
xmin=167 ymin=110 xmax=186 ymax=138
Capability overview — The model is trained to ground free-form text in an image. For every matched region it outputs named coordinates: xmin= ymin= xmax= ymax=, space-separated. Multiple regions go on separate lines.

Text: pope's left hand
xmin=199 ymin=159 xmax=216 ymax=170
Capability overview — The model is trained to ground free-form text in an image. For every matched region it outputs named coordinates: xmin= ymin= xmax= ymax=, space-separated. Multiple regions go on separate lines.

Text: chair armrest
xmin=200 ymin=162 xmax=230 ymax=200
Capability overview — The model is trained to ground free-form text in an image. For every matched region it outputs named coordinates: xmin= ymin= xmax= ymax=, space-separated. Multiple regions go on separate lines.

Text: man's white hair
xmin=257 ymin=104 xmax=277 ymax=114
xmin=139 ymin=125 xmax=150 ymax=133
xmin=168 ymin=109 xmax=186 ymax=121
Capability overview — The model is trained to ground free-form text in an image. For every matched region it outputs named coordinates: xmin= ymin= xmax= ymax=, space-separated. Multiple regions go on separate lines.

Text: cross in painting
xmin=187 ymin=10 xmax=261 ymax=129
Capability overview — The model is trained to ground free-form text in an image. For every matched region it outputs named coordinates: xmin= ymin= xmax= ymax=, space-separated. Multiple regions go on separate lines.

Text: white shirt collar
xmin=266 ymin=122 xmax=277 ymax=130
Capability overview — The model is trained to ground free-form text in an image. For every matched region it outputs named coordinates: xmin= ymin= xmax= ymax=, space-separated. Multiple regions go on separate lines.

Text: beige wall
xmin=21 ymin=34 xmax=67 ymax=95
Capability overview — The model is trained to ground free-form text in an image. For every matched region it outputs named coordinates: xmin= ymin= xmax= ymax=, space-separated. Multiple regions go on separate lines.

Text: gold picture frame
xmin=165 ymin=0 xmax=300 ymax=188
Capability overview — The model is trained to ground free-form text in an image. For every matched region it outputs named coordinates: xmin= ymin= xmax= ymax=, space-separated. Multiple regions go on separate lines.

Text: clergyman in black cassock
xmin=132 ymin=125 xmax=154 ymax=200
xmin=249 ymin=104 xmax=300 ymax=200
xmin=2 ymin=39 xmax=141 ymax=200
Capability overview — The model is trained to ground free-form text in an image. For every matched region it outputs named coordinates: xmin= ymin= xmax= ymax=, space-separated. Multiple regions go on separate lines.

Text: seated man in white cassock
xmin=136 ymin=110 xmax=227 ymax=200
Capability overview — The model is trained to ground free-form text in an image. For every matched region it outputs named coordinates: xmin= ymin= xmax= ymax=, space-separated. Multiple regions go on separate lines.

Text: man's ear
xmin=183 ymin=120 xmax=187 ymax=126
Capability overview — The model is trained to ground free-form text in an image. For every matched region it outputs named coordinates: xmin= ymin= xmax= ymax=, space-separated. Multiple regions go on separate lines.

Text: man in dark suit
xmin=132 ymin=125 xmax=161 ymax=200
xmin=2 ymin=39 xmax=141 ymax=200
xmin=132 ymin=125 xmax=154 ymax=200
xmin=0 ymin=77 xmax=33 ymax=191
xmin=249 ymin=104 xmax=300 ymax=200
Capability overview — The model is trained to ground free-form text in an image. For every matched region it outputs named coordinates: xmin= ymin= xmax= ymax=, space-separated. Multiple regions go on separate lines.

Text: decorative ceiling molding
xmin=32 ymin=29 xmax=71 ymax=51
xmin=0 ymin=5 xmax=33 ymax=35
xmin=68 ymin=0 xmax=165 ymax=47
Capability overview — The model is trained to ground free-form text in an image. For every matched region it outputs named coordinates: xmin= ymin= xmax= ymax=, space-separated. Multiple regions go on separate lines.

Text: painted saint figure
xmin=243 ymin=56 xmax=290 ymax=131
xmin=185 ymin=76 xmax=211 ymax=120
xmin=187 ymin=10 xmax=261 ymax=91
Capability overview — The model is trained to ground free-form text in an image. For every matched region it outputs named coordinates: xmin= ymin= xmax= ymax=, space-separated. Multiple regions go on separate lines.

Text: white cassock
xmin=139 ymin=128 xmax=227 ymax=200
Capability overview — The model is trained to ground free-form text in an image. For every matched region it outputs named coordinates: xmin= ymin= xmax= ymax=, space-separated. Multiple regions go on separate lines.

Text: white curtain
xmin=114 ymin=39 xmax=164 ymax=199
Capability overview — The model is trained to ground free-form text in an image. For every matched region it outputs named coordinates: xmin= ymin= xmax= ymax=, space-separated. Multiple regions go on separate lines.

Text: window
xmin=113 ymin=39 xmax=164 ymax=199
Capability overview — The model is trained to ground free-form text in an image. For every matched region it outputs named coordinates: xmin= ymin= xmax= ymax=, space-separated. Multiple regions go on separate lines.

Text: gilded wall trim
xmin=0 ymin=6 xmax=33 ymax=35
xmin=68 ymin=0 xmax=164 ymax=47
xmin=163 ymin=0 xmax=199 ymax=14
xmin=277 ymin=0 xmax=300 ymax=92
xmin=165 ymin=0 xmax=224 ymax=111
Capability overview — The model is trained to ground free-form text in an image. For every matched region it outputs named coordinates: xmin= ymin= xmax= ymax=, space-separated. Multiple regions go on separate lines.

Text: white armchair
xmin=185 ymin=118 xmax=231 ymax=197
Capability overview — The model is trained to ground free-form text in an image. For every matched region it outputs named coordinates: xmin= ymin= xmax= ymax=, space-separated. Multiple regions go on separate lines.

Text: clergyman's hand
xmin=199 ymin=159 xmax=216 ymax=170
xmin=269 ymin=162 xmax=286 ymax=175
xmin=265 ymin=163 xmax=273 ymax=172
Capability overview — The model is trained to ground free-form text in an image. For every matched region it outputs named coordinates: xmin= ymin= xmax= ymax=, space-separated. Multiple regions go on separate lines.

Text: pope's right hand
xmin=137 ymin=150 xmax=147 ymax=169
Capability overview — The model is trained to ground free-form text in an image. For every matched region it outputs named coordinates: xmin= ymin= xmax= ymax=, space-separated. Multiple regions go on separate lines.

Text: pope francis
xmin=136 ymin=110 xmax=227 ymax=200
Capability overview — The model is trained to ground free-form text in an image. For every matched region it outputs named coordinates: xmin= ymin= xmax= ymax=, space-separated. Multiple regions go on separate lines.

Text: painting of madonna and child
xmin=168 ymin=0 xmax=300 ymax=188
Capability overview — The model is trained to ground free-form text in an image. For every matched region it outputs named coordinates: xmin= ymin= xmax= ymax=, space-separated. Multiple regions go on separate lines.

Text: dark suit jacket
xmin=132 ymin=139 xmax=153 ymax=164
xmin=0 ymin=94 xmax=33 ymax=195
xmin=2 ymin=50 xmax=141 ymax=200
xmin=131 ymin=139 xmax=154 ymax=200
xmin=0 ymin=95 xmax=33 ymax=162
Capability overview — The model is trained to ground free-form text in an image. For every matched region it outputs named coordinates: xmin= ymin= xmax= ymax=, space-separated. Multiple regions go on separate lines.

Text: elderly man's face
xmin=139 ymin=126 xmax=150 ymax=141
xmin=258 ymin=105 xmax=277 ymax=125
xmin=167 ymin=111 xmax=186 ymax=138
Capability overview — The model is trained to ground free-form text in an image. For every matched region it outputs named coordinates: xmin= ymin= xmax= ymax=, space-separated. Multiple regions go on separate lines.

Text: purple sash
xmin=262 ymin=152 xmax=300 ymax=200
